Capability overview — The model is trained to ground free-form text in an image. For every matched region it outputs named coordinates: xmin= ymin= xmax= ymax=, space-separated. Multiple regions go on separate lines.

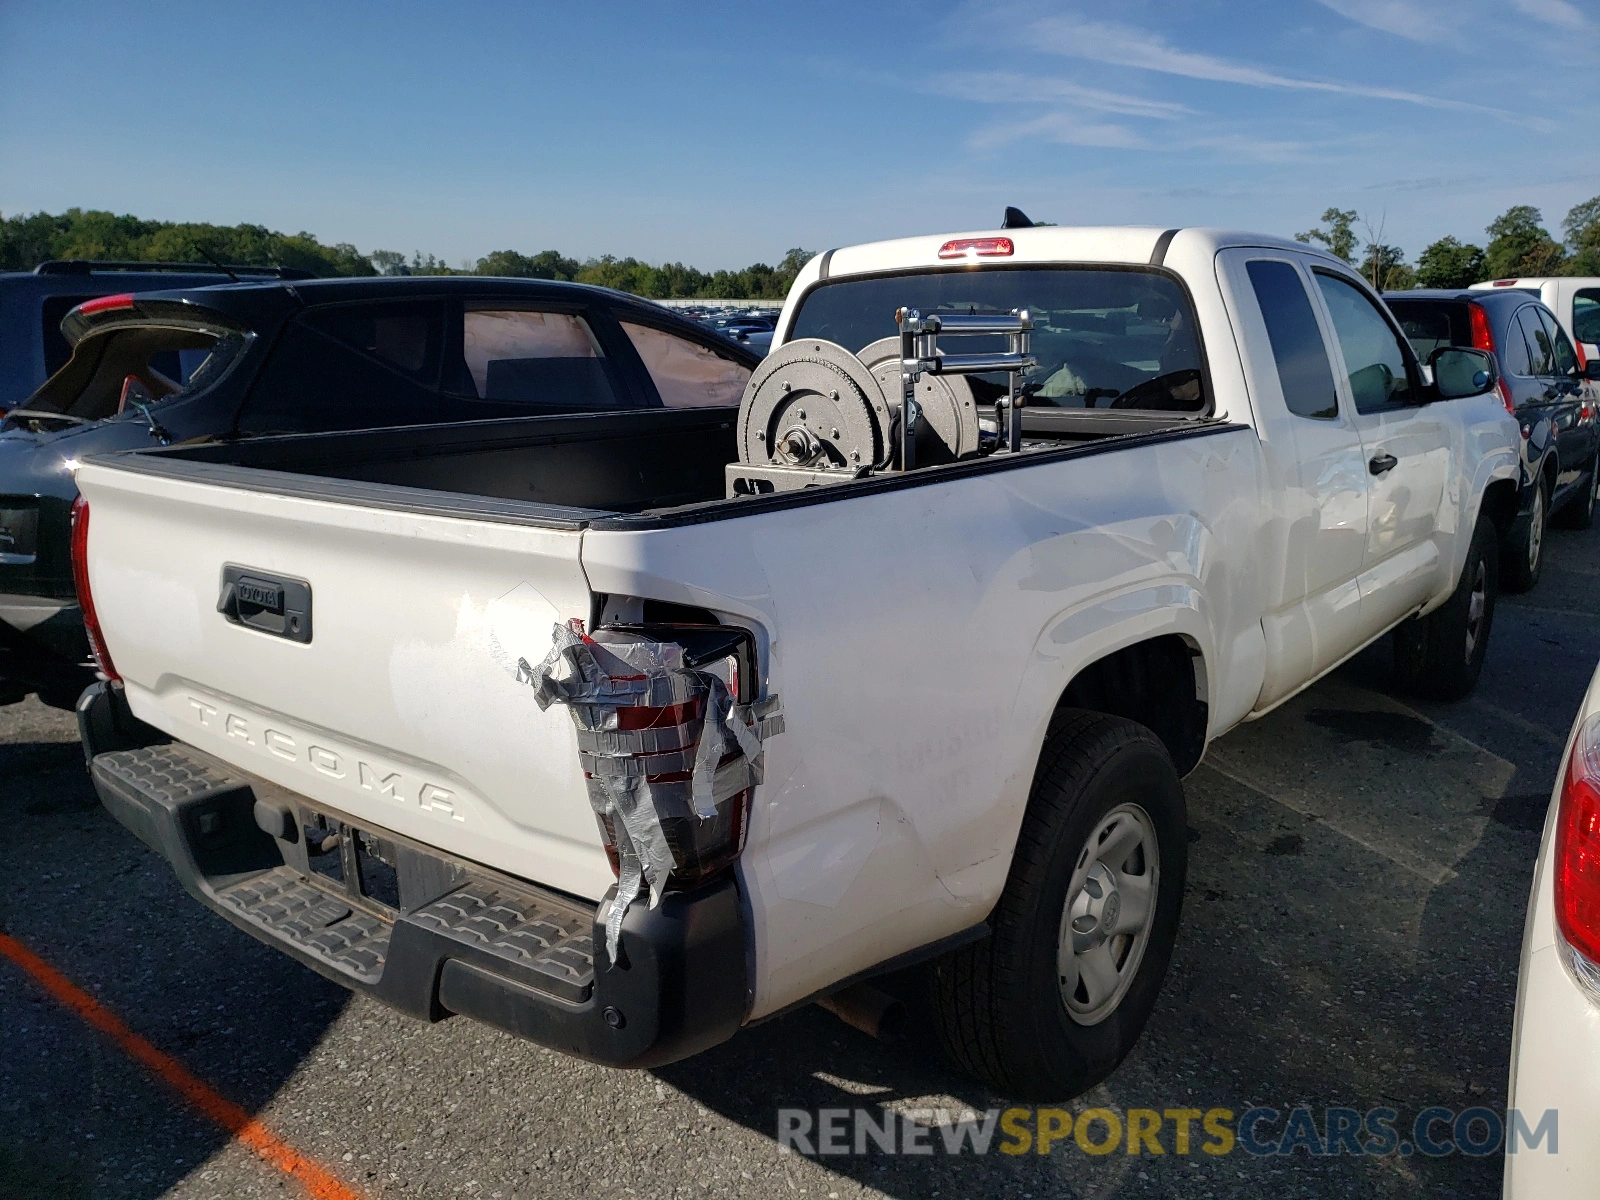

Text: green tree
xmin=475 ymin=249 xmax=581 ymax=279
xmin=0 ymin=208 xmax=377 ymax=276
xmin=1485 ymin=205 xmax=1564 ymax=279
xmin=369 ymin=249 xmax=409 ymax=275
xmin=1414 ymin=236 xmax=1487 ymax=289
xmin=1296 ymin=208 xmax=1359 ymax=261
xmin=1361 ymin=242 xmax=1411 ymax=291
xmin=1562 ymin=195 xmax=1600 ymax=276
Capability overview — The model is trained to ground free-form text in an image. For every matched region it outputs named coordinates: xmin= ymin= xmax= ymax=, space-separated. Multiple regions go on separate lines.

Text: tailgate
xmin=74 ymin=460 xmax=611 ymax=900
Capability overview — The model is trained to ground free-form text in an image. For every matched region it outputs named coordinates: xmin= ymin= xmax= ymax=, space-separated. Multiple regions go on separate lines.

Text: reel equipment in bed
xmin=727 ymin=307 xmax=1034 ymax=497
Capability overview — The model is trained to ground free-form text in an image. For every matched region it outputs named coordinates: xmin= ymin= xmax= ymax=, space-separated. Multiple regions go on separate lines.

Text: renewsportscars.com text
xmin=777 ymin=1105 xmax=1558 ymax=1158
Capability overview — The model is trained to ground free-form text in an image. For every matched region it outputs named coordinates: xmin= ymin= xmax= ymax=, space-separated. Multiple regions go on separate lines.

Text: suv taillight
xmin=1468 ymin=301 xmax=1517 ymax=416
xmin=1555 ymin=712 xmax=1600 ymax=966
xmin=69 ymin=495 xmax=119 ymax=683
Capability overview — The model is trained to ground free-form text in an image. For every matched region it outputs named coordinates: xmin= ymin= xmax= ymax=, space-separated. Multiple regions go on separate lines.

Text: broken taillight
xmin=69 ymin=495 xmax=120 ymax=683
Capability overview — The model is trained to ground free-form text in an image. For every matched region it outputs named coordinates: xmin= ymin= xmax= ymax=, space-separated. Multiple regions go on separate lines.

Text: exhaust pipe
xmin=817 ymin=984 xmax=907 ymax=1042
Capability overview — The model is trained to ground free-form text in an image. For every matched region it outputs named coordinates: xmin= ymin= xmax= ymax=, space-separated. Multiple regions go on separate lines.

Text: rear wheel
xmin=931 ymin=711 xmax=1186 ymax=1100
xmin=1501 ymin=478 xmax=1546 ymax=593
xmin=1394 ymin=515 xmax=1498 ymax=701
xmin=1553 ymin=451 xmax=1598 ymax=531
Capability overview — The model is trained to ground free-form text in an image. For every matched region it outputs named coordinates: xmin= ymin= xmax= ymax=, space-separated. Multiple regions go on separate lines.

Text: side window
xmin=238 ymin=316 xmax=447 ymax=435
xmin=1538 ymin=309 xmax=1578 ymax=376
xmin=620 ymin=321 xmax=752 ymax=408
xmin=1574 ymin=289 xmax=1600 ymax=346
xmin=1517 ymin=308 xmax=1555 ymax=377
xmin=452 ymin=309 xmax=621 ymax=410
xmin=302 ymin=302 xmax=442 ymax=383
xmin=1497 ymin=310 xmax=1531 ymax=377
xmin=1245 ymin=260 xmax=1339 ymax=420
xmin=1313 ymin=272 xmax=1414 ymax=415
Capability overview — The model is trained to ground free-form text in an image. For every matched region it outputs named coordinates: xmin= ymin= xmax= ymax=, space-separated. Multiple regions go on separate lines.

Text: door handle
xmin=1369 ymin=452 xmax=1398 ymax=475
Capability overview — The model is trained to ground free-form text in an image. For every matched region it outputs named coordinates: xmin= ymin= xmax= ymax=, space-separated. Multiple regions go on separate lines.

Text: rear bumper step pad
xmin=86 ymin=719 xmax=747 ymax=1069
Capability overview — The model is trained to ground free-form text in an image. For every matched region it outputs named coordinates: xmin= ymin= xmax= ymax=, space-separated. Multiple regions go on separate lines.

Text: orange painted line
xmin=0 ymin=931 xmax=364 ymax=1200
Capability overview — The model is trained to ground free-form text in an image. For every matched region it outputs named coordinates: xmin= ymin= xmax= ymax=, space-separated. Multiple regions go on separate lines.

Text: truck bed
xmin=97 ymin=405 xmax=1222 ymax=528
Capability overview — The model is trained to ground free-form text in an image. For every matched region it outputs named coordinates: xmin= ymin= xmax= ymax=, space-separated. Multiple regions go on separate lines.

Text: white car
xmin=73 ymin=224 xmax=1520 ymax=1100
xmin=1471 ymin=277 xmax=1600 ymax=366
xmin=1505 ymin=656 xmax=1600 ymax=1196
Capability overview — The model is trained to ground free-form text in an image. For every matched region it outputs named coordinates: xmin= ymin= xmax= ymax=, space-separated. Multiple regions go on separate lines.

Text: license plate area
xmin=264 ymin=793 xmax=468 ymax=919
xmin=0 ymin=499 xmax=39 ymax=565
xmin=300 ymin=810 xmax=403 ymax=913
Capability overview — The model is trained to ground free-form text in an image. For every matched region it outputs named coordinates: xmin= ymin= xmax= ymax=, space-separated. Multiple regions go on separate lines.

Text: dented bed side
xmin=578 ymin=425 xmax=1269 ymax=1018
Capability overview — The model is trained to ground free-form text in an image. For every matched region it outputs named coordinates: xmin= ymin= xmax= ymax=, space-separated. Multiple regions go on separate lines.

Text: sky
xmin=2 ymin=0 xmax=1597 ymax=271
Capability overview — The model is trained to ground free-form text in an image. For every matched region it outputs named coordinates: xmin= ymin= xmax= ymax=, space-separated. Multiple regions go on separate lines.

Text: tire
xmin=931 ymin=710 xmax=1187 ymax=1100
xmin=1500 ymin=477 xmax=1546 ymax=593
xmin=1393 ymin=515 xmax=1498 ymax=701
xmin=1552 ymin=451 xmax=1598 ymax=531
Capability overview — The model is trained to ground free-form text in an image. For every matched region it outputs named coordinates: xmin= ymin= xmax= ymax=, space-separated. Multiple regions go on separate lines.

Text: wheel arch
xmin=1016 ymin=593 xmax=1216 ymax=784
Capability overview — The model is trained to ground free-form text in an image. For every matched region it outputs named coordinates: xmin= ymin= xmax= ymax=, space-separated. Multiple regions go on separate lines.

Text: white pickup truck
xmin=73 ymin=225 xmax=1519 ymax=1099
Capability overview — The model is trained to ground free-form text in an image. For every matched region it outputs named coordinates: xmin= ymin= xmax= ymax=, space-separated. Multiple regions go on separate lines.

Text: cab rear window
xmin=790 ymin=267 xmax=1207 ymax=412
xmin=1385 ymin=299 xmax=1471 ymax=360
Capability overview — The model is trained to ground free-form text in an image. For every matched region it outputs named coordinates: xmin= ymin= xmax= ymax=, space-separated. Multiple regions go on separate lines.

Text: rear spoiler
xmin=59 ymin=294 xmax=259 ymax=346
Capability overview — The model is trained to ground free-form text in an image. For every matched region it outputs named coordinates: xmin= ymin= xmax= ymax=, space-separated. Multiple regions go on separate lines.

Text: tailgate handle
xmin=218 ymin=565 xmax=312 ymax=643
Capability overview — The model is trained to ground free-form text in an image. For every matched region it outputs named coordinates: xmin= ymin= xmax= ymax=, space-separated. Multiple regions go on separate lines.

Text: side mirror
xmin=1428 ymin=346 xmax=1498 ymax=400
xmin=1585 ymin=359 xmax=1600 ymax=382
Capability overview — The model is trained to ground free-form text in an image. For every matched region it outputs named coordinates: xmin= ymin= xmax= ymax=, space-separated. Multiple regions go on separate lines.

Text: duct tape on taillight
xmin=519 ymin=619 xmax=782 ymax=961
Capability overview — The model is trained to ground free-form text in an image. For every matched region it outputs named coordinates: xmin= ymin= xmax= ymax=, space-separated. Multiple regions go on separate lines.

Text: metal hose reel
xmin=727 ymin=309 xmax=1034 ymax=497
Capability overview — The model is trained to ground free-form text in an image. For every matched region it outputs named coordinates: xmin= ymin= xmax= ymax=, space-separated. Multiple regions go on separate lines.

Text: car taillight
xmin=1555 ymin=712 xmax=1600 ymax=966
xmin=73 ymin=293 xmax=135 ymax=317
xmin=69 ymin=495 xmax=119 ymax=683
xmin=1468 ymin=302 xmax=1516 ymax=415
xmin=938 ymin=237 xmax=1014 ymax=260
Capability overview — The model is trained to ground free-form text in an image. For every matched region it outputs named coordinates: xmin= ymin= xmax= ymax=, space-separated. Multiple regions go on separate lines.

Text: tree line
xmin=1296 ymin=196 xmax=1600 ymax=291
xmin=0 ymin=209 xmax=812 ymax=301
xmin=8 ymin=198 xmax=1600 ymax=301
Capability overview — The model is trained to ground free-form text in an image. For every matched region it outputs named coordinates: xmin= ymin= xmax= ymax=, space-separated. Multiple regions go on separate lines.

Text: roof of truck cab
xmin=808 ymin=226 xmax=1344 ymax=281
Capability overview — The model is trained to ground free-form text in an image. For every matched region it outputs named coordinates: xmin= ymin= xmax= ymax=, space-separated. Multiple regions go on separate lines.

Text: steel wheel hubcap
xmin=1057 ymin=803 xmax=1160 ymax=1025
xmin=1464 ymin=559 xmax=1487 ymax=664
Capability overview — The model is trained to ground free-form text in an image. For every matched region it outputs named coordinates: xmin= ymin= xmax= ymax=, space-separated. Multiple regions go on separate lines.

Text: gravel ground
xmin=1 ymin=518 xmax=1595 ymax=1200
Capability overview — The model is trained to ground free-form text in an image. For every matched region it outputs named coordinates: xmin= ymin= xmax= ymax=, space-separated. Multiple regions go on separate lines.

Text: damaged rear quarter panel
xmin=579 ymin=427 xmax=1265 ymax=1019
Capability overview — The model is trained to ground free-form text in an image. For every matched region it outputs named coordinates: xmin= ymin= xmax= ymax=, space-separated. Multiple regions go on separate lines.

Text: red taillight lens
xmin=74 ymin=293 xmax=135 ymax=318
xmin=69 ymin=495 xmax=119 ymax=682
xmin=615 ymin=697 xmax=703 ymax=731
xmin=1469 ymin=304 xmax=1518 ymax=414
xmin=1467 ymin=302 xmax=1494 ymax=352
xmin=1556 ymin=713 xmax=1600 ymax=966
xmin=938 ymin=237 xmax=1014 ymax=260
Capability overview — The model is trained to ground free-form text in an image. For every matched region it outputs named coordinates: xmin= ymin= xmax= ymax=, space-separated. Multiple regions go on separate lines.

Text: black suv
xmin=0 ymin=276 xmax=759 ymax=706
xmin=1386 ymin=288 xmax=1600 ymax=590
xmin=0 ymin=260 xmax=311 ymax=411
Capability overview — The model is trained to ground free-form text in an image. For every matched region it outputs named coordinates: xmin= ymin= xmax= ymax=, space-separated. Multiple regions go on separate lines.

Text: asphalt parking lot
xmin=2 ymin=519 xmax=1596 ymax=1200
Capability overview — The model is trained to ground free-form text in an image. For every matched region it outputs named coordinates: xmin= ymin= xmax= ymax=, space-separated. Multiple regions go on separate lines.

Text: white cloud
xmin=1029 ymin=16 xmax=1509 ymax=118
xmin=968 ymin=110 xmax=1148 ymax=150
xmin=936 ymin=70 xmax=1190 ymax=119
xmin=1314 ymin=0 xmax=1457 ymax=43
xmin=1511 ymin=0 xmax=1587 ymax=30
